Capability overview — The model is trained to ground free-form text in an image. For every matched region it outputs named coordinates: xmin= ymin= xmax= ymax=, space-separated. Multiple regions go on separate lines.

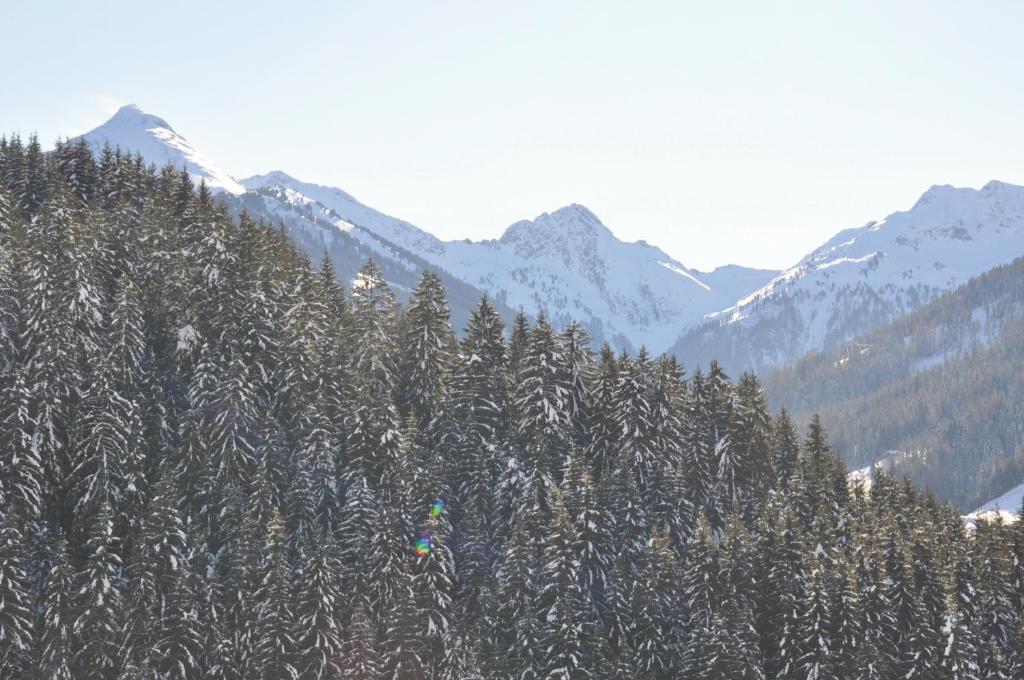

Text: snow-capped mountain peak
xmin=107 ymin=104 xmax=176 ymax=133
xmin=77 ymin=104 xmax=245 ymax=195
xmin=497 ymin=204 xmax=617 ymax=258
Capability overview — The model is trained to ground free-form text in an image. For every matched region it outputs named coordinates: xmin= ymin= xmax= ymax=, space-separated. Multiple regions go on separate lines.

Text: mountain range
xmin=79 ymin=105 xmax=777 ymax=351
xmin=77 ymin=104 xmax=1024 ymax=367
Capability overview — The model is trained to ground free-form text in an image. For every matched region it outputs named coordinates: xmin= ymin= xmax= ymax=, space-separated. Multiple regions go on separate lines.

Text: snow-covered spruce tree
xmin=630 ymin=530 xmax=682 ymax=680
xmin=682 ymin=369 xmax=715 ymax=524
xmin=366 ymin=500 xmax=409 ymax=632
xmin=430 ymin=295 xmax=506 ymax=549
xmin=646 ymin=356 xmax=686 ymax=529
xmin=612 ymin=349 xmax=656 ymax=494
xmin=679 ymin=514 xmax=718 ymax=676
xmin=72 ymin=498 xmax=124 ymax=680
xmin=583 ymin=345 xmax=619 ymax=482
xmin=558 ymin=322 xmax=593 ymax=450
xmin=0 ymin=368 xmax=43 ymax=523
xmin=71 ymin=370 xmax=146 ymax=544
xmin=206 ymin=483 xmax=257 ymax=680
xmin=755 ymin=501 xmax=804 ymax=680
xmin=293 ymin=532 xmax=344 ymax=680
xmin=413 ymin=511 xmax=456 ymax=675
xmin=39 ymin=532 xmax=76 ymax=680
xmin=975 ymin=519 xmax=1017 ymax=679
xmin=15 ymin=136 xmax=47 ymax=218
xmin=496 ymin=511 xmax=544 ymax=680
xmin=350 ymin=258 xmax=398 ymax=392
xmin=252 ymin=508 xmax=298 ymax=680
xmin=398 ymin=270 xmax=454 ymax=430
xmin=569 ymin=461 xmax=614 ymax=612
xmin=728 ymin=373 xmax=773 ymax=515
xmin=771 ymin=408 xmax=800 ymax=490
xmin=902 ymin=534 xmax=947 ymax=678
xmin=379 ymin=568 xmax=427 ymax=680
xmin=539 ymin=491 xmax=590 ymax=680
xmin=0 ymin=510 xmax=35 ymax=676
xmin=341 ymin=600 xmax=380 ymax=680
xmin=513 ymin=313 xmax=569 ymax=502
xmin=0 ymin=185 xmax=23 ymax=375
xmin=793 ymin=545 xmax=837 ymax=680
xmin=942 ymin=582 xmax=982 ymax=680
xmin=882 ymin=530 xmax=917 ymax=674
xmin=118 ymin=463 xmax=187 ymax=678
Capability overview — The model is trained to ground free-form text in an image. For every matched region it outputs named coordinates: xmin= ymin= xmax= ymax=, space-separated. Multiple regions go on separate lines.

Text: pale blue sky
xmin=4 ymin=1 xmax=1024 ymax=270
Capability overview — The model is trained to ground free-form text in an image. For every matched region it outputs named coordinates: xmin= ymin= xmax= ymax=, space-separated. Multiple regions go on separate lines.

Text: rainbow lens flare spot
xmin=430 ymin=498 xmax=445 ymax=518
xmin=414 ymin=536 xmax=432 ymax=557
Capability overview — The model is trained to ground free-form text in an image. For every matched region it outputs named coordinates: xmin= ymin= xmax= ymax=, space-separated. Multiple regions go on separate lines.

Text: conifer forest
xmin=2 ymin=138 xmax=1024 ymax=680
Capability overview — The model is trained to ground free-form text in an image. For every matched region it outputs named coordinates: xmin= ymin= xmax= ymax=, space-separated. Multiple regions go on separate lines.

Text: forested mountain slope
xmin=764 ymin=257 xmax=1024 ymax=510
xmin=1 ymin=135 xmax=1023 ymax=679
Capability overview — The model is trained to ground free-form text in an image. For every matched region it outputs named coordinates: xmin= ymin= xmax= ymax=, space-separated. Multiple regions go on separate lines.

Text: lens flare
xmin=430 ymin=498 xmax=445 ymax=518
xmin=414 ymin=535 xmax=432 ymax=557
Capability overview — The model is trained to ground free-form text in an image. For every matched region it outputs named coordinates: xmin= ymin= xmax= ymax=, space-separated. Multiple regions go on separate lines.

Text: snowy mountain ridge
xmin=671 ymin=179 xmax=1024 ymax=372
xmin=242 ymin=173 xmax=779 ymax=351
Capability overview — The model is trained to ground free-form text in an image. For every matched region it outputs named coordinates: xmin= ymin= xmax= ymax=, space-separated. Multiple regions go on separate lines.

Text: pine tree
xmin=513 ymin=314 xmax=568 ymax=501
xmin=584 ymin=346 xmax=619 ymax=482
xmin=39 ymin=533 xmax=76 ymax=680
xmin=293 ymin=534 xmax=343 ymax=680
xmin=903 ymin=535 xmax=947 ymax=678
xmin=680 ymin=514 xmax=718 ymax=676
xmin=413 ymin=512 xmax=456 ymax=675
xmin=794 ymin=548 xmax=836 ymax=680
xmin=399 ymin=270 xmax=454 ymax=429
xmin=0 ymin=369 xmax=43 ymax=523
xmin=0 ymin=511 xmax=34 ymax=676
xmin=380 ymin=570 xmax=427 ymax=680
xmin=252 ymin=509 xmax=298 ymax=680
xmin=612 ymin=350 xmax=657 ymax=493
xmin=341 ymin=602 xmax=380 ymax=680
xmin=772 ymin=409 xmax=800 ymax=489
xmin=539 ymin=493 xmax=589 ymax=680
xmin=758 ymin=503 xmax=805 ymax=680
xmin=496 ymin=512 xmax=544 ymax=680
xmin=73 ymin=499 xmax=124 ymax=680
xmin=631 ymin=531 xmax=681 ymax=679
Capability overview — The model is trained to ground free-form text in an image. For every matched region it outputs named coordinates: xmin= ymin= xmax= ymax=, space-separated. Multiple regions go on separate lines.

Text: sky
xmin=3 ymin=1 xmax=1024 ymax=271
